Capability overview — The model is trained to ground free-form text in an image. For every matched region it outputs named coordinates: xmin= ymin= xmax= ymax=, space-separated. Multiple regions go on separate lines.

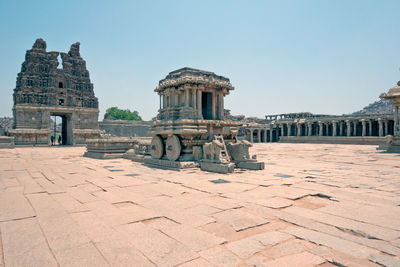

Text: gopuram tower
xmin=9 ymin=38 xmax=100 ymax=145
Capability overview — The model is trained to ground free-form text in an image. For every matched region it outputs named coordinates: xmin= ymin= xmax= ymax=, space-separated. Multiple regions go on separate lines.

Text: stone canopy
xmin=155 ymin=67 xmax=234 ymax=93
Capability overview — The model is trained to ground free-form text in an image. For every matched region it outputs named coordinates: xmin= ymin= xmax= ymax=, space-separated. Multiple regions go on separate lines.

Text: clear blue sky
xmin=1 ymin=0 xmax=399 ymax=120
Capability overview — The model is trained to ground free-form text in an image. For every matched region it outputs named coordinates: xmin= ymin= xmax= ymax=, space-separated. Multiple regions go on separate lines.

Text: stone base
xmin=144 ymin=158 xmax=199 ymax=170
xmin=0 ymin=136 xmax=15 ymax=149
xmin=386 ymin=145 xmax=400 ymax=153
xmin=123 ymin=151 xmax=151 ymax=163
xmin=377 ymin=136 xmax=400 ymax=153
xmin=200 ymin=161 xmax=235 ymax=174
xmin=83 ymin=151 xmax=125 ymax=159
xmin=279 ymin=136 xmax=386 ymax=145
xmin=236 ymin=161 xmax=265 ymax=170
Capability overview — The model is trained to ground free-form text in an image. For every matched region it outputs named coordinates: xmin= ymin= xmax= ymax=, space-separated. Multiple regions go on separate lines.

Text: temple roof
xmin=380 ymin=81 xmax=400 ymax=100
xmin=156 ymin=67 xmax=234 ymax=92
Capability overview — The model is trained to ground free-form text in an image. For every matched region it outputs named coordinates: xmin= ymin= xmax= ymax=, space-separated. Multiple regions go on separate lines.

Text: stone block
xmin=200 ymin=161 xmax=235 ymax=173
xmin=236 ymin=161 xmax=265 ymax=170
xmin=0 ymin=136 xmax=14 ymax=149
xmin=144 ymin=158 xmax=199 ymax=170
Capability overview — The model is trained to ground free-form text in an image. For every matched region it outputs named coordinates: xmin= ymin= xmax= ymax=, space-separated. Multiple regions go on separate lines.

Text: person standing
xmin=58 ymin=135 xmax=62 ymax=145
xmin=51 ymin=135 xmax=54 ymax=145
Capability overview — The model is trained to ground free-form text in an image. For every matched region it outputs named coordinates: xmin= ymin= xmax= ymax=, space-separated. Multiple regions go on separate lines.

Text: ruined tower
xmin=9 ymin=38 xmax=100 ymax=145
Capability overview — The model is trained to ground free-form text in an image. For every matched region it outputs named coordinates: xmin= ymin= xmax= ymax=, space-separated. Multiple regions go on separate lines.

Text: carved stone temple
xmin=379 ymin=81 xmax=400 ymax=152
xmin=8 ymin=39 xmax=101 ymax=145
xmin=146 ymin=67 xmax=264 ymax=173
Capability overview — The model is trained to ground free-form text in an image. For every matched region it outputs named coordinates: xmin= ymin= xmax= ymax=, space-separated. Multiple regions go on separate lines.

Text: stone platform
xmin=0 ymin=136 xmax=14 ymax=149
xmin=83 ymin=138 xmax=137 ymax=159
xmin=144 ymin=158 xmax=199 ymax=170
xmin=0 ymin=143 xmax=399 ymax=267
xmin=280 ymin=136 xmax=386 ymax=145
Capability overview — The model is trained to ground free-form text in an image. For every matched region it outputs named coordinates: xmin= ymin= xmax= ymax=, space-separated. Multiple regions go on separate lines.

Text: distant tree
xmin=104 ymin=107 xmax=142 ymax=121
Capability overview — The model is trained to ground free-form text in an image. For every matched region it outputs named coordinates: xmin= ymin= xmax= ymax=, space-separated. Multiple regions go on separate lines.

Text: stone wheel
xmin=151 ymin=135 xmax=164 ymax=159
xmin=166 ymin=135 xmax=181 ymax=161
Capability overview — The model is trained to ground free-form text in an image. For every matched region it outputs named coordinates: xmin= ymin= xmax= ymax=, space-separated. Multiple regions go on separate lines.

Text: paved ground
xmin=0 ymin=143 xmax=399 ymax=267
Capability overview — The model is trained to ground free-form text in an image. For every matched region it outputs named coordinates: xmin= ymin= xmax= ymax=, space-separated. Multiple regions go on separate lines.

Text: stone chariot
xmin=147 ymin=67 xmax=264 ymax=173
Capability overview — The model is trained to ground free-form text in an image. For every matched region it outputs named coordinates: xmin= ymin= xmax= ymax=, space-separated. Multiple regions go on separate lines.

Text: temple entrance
xmin=202 ymin=92 xmax=212 ymax=120
xmin=50 ymin=114 xmax=72 ymax=145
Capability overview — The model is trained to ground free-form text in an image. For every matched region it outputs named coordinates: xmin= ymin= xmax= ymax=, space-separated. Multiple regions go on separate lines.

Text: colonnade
xmin=243 ymin=117 xmax=395 ymax=143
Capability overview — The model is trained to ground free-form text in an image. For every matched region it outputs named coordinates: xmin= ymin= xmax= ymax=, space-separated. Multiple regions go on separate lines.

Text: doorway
xmin=50 ymin=114 xmax=71 ymax=145
xmin=202 ymin=92 xmax=212 ymax=120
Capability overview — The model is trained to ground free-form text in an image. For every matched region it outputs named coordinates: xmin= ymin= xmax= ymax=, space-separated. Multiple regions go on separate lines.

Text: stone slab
xmin=144 ymin=158 xmax=199 ymax=170
xmin=0 ymin=218 xmax=58 ymax=267
xmin=0 ymin=192 xmax=35 ymax=222
xmin=200 ymin=162 xmax=235 ymax=173
xmin=212 ymin=208 xmax=269 ymax=232
xmin=236 ymin=161 xmax=265 ymax=170
xmin=284 ymin=226 xmax=377 ymax=258
xmin=83 ymin=151 xmax=125 ymax=159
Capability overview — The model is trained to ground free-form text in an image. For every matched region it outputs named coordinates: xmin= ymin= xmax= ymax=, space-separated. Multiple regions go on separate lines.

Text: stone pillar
xmin=191 ymin=90 xmax=195 ymax=109
xmin=297 ymin=123 xmax=301 ymax=136
xmin=384 ymin=120 xmax=388 ymax=136
xmin=288 ymin=123 xmax=292 ymax=136
xmin=319 ymin=122 xmax=323 ymax=136
xmin=353 ymin=121 xmax=357 ymax=136
xmin=257 ymin=129 xmax=261 ymax=143
xmin=220 ymin=93 xmax=225 ymax=120
xmin=332 ymin=121 xmax=337 ymax=136
xmin=280 ymin=125 xmax=284 ymax=136
xmin=339 ymin=121 xmax=343 ymax=136
xmin=211 ymin=92 xmax=216 ymax=119
xmin=346 ymin=120 xmax=351 ymax=136
xmin=361 ymin=119 xmax=366 ymax=136
xmin=308 ymin=122 xmax=312 ymax=136
xmin=197 ymin=90 xmax=202 ymax=117
xmin=368 ymin=120 xmax=372 ymax=136
xmin=185 ymin=88 xmax=189 ymax=107
xmin=394 ymin=106 xmax=399 ymax=136
xmin=250 ymin=129 xmax=254 ymax=143
xmin=378 ymin=118 xmax=383 ymax=137
xmin=264 ymin=129 xmax=267 ymax=142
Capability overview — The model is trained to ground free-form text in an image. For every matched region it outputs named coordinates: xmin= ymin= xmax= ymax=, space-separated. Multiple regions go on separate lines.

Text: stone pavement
xmin=0 ymin=143 xmax=399 ymax=267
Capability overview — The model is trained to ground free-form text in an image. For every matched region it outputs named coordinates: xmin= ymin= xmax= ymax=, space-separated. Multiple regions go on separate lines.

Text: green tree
xmin=104 ymin=107 xmax=142 ymax=121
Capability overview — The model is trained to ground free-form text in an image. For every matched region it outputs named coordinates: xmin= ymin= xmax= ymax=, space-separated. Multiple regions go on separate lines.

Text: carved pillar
xmin=378 ymin=118 xmax=383 ymax=137
xmin=257 ymin=129 xmax=261 ymax=143
xmin=250 ymin=129 xmax=254 ymax=143
xmin=220 ymin=92 xmax=225 ymax=120
xmin=211 ymin=91 xmax=216 ymax=119
xmin=280 ymin=125 xmax=284 ymax=136
xmin=332 ymin=120 xmax=337 ymax=136
xmin=346 ymin=120 xmax=351 ymax=136
xmin=319 ymin=122 xmax=323 ymax=136
xmin=297 ymin=123 xmax=301 ymax=136
xmin=361 ymin=119 xmax=366 ymax=136
xmin=353 ymin=120 xmax=357 ymax=136
xmin=185 ymin=88 xmax=189 ymax=107
xmin=384 ymin=120 xmax=388 ymax=136
xmin=368 ymin=120 xmax=372 ymax=136
xmin=395 ymin=106 xmax=400 ymax=136
xmin=288 ymin=123 xmax=292 ymax=136
xmin=307 ymin=122 xmax=312 ymax=136
xmin=264 ymin=129 xmax=268 ymax=143
xmin=197 ymin=90 xmax=202 ymax=117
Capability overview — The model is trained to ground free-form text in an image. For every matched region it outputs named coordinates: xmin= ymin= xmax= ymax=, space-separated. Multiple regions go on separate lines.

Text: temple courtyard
xmin=0 ymin=143 xmax=399 ymax=267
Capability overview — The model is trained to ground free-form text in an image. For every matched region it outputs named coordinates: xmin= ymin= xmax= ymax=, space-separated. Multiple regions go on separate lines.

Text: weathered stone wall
xmin=99 ymin=120 xmax=151 ymax=137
